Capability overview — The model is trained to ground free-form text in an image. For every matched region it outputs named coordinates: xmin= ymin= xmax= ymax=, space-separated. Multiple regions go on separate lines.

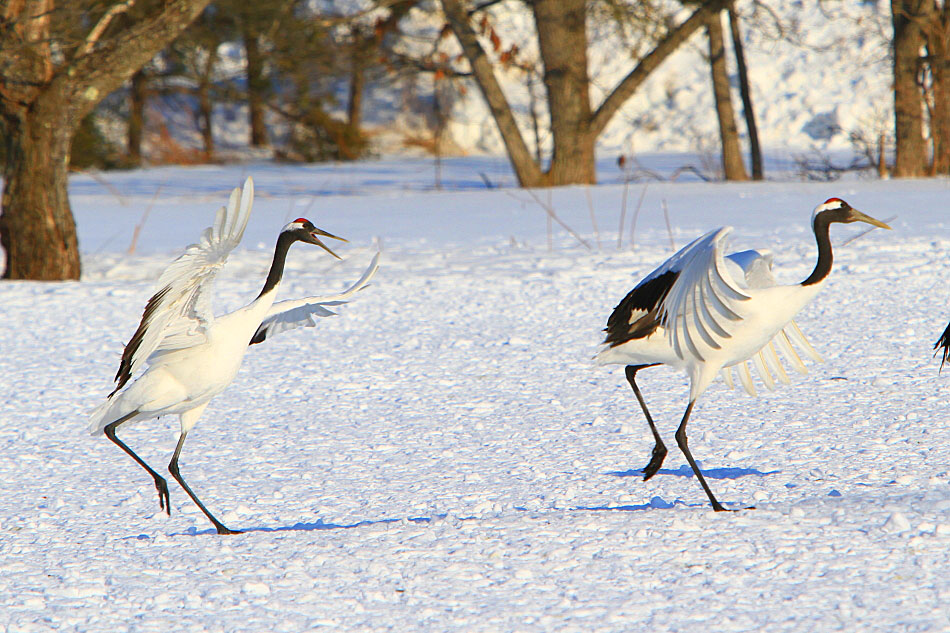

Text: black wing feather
xmin=249 ymin=325 xmax=267 ymax=346
xmin=109 ymin=285 xmax=172 ymax=397
xmin=935 ymin=320 xmax=950 ymax=371
xmin=603 ymin=270 xmax=678 ymax=347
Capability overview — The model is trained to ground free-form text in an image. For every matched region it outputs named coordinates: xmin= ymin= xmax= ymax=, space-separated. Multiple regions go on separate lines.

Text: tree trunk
xmin=0 ymin=0 xmax=213 ymax=279
xmin=706 ymin=9 xmax=748 ymax=181
xmin=197 ymin=50 xmax=216 ymax=158
xmin=441 ymin=0 xmax=545 ymax=187
xmin=197 ymin=80 xmax=214 ymax=158
xmin=127 ymin=68 xmax=148 ymax=164
xmin=0 ymin=106 xmax=80 ymax=280
xmin=926 ymin=4 xmax=950 ymax=175
xmin=347 ymin=45 xmax=365 ymax=133
xmin=441 ymin=0 xmax=725 ymax=188
xmin=892 ymin=0 xmax=928 ymax=177
xmin=532 ymin=0 xmax=596 ymax=184
xmin=727 ymin=4 xmax=762 ymax=180
xmin=932 ymin=59 xmax=950 ymax=175
xmin=243 ymin=24 xmax=268 ymax=147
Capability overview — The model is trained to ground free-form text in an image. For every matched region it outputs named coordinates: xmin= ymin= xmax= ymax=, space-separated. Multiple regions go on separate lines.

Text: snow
xmin=3 ymin=159 xmax=950 ymax=630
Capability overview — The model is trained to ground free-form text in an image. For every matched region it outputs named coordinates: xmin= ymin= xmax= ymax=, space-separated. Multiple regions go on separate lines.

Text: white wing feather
xmin=718 ymin=248 xmax=824 ymax=396
xmin=120 ymin=178 xmax=254 ymax=383
xmin=658 ymin=227 xmax=751 ymax=363
xmin=251 ymin=252 xmax=380 ymax=343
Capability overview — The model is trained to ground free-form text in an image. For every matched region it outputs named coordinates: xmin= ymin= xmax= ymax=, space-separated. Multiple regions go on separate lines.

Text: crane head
xmin=283 ymin=218 xmax=348 ymax=259
xmin=813 ymin=198 xmax=892 ymax=230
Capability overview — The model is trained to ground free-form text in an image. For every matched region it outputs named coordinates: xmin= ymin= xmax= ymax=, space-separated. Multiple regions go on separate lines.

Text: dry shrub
xmin=147 ymin=124 xmax=210 ymax=166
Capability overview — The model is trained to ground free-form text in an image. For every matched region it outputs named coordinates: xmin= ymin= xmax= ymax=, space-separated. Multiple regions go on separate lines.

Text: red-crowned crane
xmin=596 ymin=198 xmax=891 ymax=511
xmin=89 ymin=178 xmax=379 ymax=534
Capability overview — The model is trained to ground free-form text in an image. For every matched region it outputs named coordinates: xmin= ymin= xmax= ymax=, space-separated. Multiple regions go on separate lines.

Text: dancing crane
xmin=89 ymin=178 xmax=380 ymax=534
xmin=596 ymin=198 xmax=890 ymax=511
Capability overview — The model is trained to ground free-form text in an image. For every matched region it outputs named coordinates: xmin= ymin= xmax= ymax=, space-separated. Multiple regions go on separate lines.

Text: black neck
xmin=801 ymin=213 xmax=833 ymax=286
xmin=259 ymin=232 xmax=296 ymax=298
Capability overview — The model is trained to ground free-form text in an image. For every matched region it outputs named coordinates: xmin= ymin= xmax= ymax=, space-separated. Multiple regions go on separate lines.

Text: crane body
xmin=90 ymin=177 xmax=379 ymax=533
xmin=597 ymin=199 xmax=891 ymax=511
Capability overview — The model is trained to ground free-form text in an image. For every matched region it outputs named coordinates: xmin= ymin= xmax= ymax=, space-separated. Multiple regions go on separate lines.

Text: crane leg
xmin=674 ymin=400 xmax=733 ymax=512
xmin=168 ymin=432 xmax=241 ymax=535
xmin=104 ymin=411 xmax=172 ymax=515
xmin=625 ymin=364 xmax=666 ymax=480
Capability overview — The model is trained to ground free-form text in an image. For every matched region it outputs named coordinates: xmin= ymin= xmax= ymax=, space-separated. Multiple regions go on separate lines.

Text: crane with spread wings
xmin=597 ymin=198 xmax=890 ymax=511
xmin=89 ymin=178 xmax=379 ymax=534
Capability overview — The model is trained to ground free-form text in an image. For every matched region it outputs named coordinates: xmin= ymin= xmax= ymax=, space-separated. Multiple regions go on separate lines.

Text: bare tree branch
xmin=80 ymin=0 xmax=136 ymax=57
xmin=54 ymin=0 xmax=213 ymax=119
xmin=590 ymin=0 xmax=726 ymax=137
xmin=441 ymin=0 xmax=543 ymax=186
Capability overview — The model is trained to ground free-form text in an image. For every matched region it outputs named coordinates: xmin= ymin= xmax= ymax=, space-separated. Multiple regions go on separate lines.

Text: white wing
xmin=721 ymin=321 xmax=824 ymax=396
xmin=111 ymin=178 xmax=254 ymax=393
xmin=658 ymin=227 xmax=751 ymax=363
xmin=725 ymin=249 xmax=775 ymax=289
xmin=720 ymin=249 xmax=824 ymax=396
xmin=249 ymin=252 xmax=380 ymax=345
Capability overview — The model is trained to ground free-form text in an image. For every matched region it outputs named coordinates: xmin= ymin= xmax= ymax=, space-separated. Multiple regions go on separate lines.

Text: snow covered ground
xmin=3 ymin=159 xmax=950 ymax=631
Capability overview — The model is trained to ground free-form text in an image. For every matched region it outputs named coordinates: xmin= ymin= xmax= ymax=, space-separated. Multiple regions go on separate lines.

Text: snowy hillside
xmin=2 ymin=160 xmax=950 ymax=630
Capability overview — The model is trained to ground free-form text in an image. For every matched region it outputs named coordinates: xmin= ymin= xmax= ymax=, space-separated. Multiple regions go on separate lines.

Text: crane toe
xmin=153 ymin=476 xmax=170 ymax=515
xmin=641 ymin=444 xmax=668 ymax=481
xmin=713 ymin=504 xmax=755 ymax=513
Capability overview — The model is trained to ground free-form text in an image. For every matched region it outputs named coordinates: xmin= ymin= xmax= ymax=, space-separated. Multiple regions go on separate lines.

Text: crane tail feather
xmin=737 ymin=361 xmax=756 ymax=396
xmin=721 ymin=366 xmax=734 ymax=389
xmin=786 ymin=320 xmax=823 ymax=363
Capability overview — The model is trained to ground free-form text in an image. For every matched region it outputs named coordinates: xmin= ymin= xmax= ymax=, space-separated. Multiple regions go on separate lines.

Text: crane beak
xmin=307 ymin=227 xmax=348 ymax=260
xmin=852 ymin=210 xmax=892 ymax=230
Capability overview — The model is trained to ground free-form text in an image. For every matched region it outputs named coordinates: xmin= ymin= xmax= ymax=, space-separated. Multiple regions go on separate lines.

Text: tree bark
xmin=0 ymin=0 xmax=213 ymax=279
xmin=891 ymin=0 xmax=929 ymax=177
xmin=243 ymin=23 xmax=269 ymax=147
xmin=705 ymin=9 xmax=748 ymax=181
xmin=727 ymin=4 xmax=762 ymax=180
xmin=128 ymin=68 xmax=148 ymax=165
xmin=532 ymin=0 xmax=595 ymax=184
xmin=932 ymin=58 xmax=950 ymax=175
xmin=0 ymin=106 xmax=80 ymax=280
xmin=925 ymin=3 xmax=950 ymax=175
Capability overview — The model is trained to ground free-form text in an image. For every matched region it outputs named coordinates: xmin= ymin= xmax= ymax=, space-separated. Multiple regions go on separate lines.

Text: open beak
xmin=308 ymin=227 xmax=348 ymax=260
xmin=853 ymin=210 xmax=892 ymax=230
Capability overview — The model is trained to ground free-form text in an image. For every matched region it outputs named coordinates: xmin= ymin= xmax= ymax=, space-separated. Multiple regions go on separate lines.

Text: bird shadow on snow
xmin=574 ymin=496 xmax=705 ymax=513
xmin=159 ymin=514 xmax=445 ymax=537
xmin=607 ymin=463 xmax=780 ymax=480
xmin=149 ymin=465 xmax=780 ymax=536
